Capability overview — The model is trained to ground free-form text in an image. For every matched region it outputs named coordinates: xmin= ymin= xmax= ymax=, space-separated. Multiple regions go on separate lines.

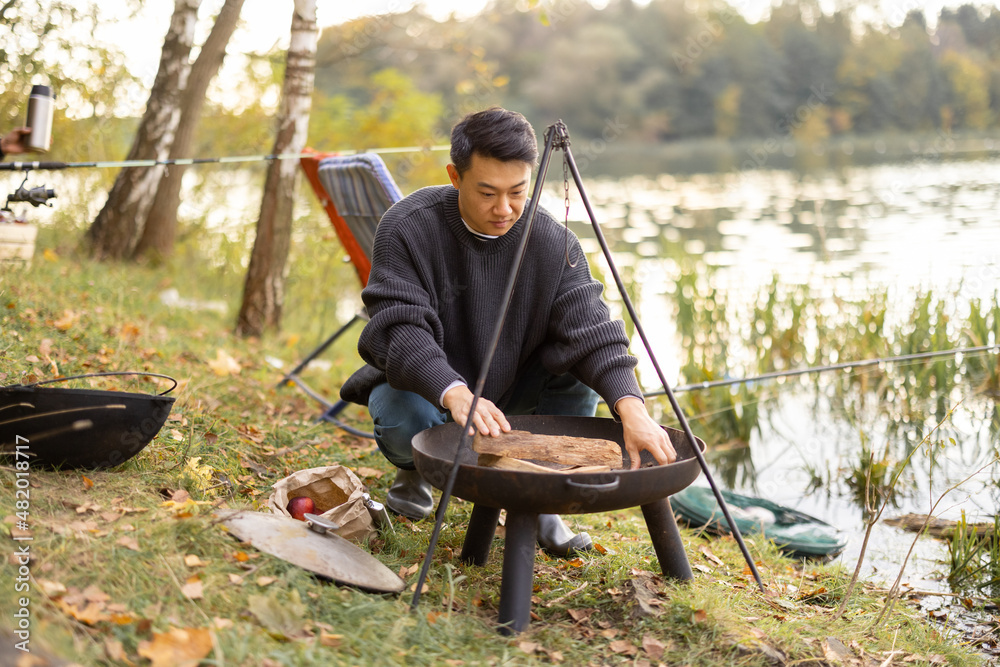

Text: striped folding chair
xmin=280 ymin=152 xmax=404 ymax=438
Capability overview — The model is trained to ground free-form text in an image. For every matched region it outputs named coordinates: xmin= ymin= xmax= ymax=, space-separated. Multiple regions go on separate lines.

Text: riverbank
xmin=0 ymin=242 xmax=989 ymax=664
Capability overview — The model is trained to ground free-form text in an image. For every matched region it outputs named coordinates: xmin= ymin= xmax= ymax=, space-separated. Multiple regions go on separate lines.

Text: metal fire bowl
xmin=412 ymin=415 xmax=705 ymax=515
xmin=0 ymin=375 xmax=176 ymax=469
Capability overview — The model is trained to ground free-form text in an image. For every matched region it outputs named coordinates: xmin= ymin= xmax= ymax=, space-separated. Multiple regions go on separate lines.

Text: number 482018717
xmin=15 ymin=435 xmax=31 ymax=518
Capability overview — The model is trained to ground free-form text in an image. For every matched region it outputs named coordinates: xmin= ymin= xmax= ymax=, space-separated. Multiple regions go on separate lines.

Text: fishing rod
xmin=0 ymin=144 xmax=451 ymax=172
xmin=647 ymin=344 xmax=1000 ymax=396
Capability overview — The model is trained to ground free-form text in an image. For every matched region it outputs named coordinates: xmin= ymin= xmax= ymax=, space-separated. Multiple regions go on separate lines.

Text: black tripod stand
xmin=411 ymin=120 xmax=765 ymax=615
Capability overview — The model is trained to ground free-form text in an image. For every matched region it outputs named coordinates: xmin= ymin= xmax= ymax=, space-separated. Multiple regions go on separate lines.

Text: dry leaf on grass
xmin=137 ymin=627 xmax=213 ymax=667
xmin=117 ymin=536 xmax=140 ymax=551
xmin=642 ymin=634 xmax=666 ymax=660
xmin=104 ymin=637 xmax=131 ymax=665
xmin=207 ymin=349 xmax=241 ymax=376
xmin=52 ymin=309 xmax=80 ymax=331
xmin=609 ymin=639 xmax=637 ymax=655
xmin=184 ymin=554 xmax=208 ymax=568
xmin=181 ymin=578 xmax=204 ymax=600
xmin=248 ymin=591 xmax=308 ymax=639
xmin=56 ymin=599 xmax=108 ymax=625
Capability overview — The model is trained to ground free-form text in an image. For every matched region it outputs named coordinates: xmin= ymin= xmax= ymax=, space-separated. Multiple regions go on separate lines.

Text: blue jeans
xmin=368 ymin=363 xmax=599 ymax=470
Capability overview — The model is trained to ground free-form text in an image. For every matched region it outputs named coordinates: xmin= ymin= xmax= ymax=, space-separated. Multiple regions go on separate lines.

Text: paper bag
xmin=268 ymin=464 xmax=375 ymax=542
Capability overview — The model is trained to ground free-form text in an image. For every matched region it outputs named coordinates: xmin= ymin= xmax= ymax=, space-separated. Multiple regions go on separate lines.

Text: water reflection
xmin=562 ymin=155 xmax=1000 ymax=596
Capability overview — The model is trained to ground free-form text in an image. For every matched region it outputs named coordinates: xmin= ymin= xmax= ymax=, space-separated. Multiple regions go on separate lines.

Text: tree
xmin=87 ymin=0 xmax=201 ymax=260
xmin=133 ymin=0 xmax=246 ymax=261
xmin=235 ymin=0 xmax=318 ymax=337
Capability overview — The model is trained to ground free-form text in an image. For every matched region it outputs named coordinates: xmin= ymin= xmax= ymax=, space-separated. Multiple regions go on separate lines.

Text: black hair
xmin=449 ymin=107 xmax=538 ymax=175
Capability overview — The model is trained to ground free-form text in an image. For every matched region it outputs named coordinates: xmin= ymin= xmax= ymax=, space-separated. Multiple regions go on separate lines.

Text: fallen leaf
xmin=82 ymin=585 xmax=110 ymax=603
xmin=117 ymin=536 xmax=140 ymax=551
xmin=256 ymin=576 xmax=276 ymax=587
xmin=822 ymin=637 xmax=853 ymax=663
xmin=642 ymin=634 xmax=665 ymax=660
xmin=82 ymin=476 xmax=94 ymax=490
xmin=53 ymin=309 xmax=80 ymax=331
xmin=355 ymin=466 xmax=385 ymax=479
xmin=699 ymin=545 xmax=725 ymax=566
xmin=36 ymin=579 xmax=67 ymax=597
xmin=692 ymin=608 xmax=708 ymax=623
xmin=248 ymin=590 xmax=308 ymax=639
xmin=518 ymin=641 xmax=540 ymax=654
xmin=104 ymin=638 xmax=131 ymax=665
xmin=233 ymin=551 xmax=250 ymax=563
xmin=567 ymin=608 xmax=595 ymax=623
xmin=119 ymin=323 xmax=141 ymax=342
xmin=43 ymin=248 xmax=59 ymax=262
xmin=184 ymin=554 xmax=208 ymax=568
xmin=399 ymin=563 xmax=420 ymax=578
xmin=181 ymin=578 xmax=204 ymax=600
xmin=319 ymin=631 xmax=343 ymax=647
xmin=56 ymin=598 xmax=108 ymax=625
xmin=137 ymin=627 xmax=213 ymax=667
xmin=609 ymin=640 xmax=637 ymax=655
xmin=213 ymin=617 xmax=234 ymax=630
xmin=207 ymin=348 xmax=241 ymax=376
xmin=228 ymin=574 xmax=244 ymax=585
xmin=426 ymin=611 xmax=443 ymax=625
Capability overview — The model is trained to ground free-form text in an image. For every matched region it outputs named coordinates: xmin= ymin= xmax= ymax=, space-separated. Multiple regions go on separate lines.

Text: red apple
xmin=286 ymin=496 xmax=315 ymax=521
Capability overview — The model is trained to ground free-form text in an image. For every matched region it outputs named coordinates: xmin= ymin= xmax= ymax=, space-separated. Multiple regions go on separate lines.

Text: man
xmin=341 ymin=107 xmax=676 ymax=556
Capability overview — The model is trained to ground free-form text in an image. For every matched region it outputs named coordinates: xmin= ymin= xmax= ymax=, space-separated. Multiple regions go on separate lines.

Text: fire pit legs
xmin=460 ymin=504 xmax=502 ymax=566
xmin=497 ymin=510 xmax=538 ymax=635
xmin=641 ymin=497 xmax=693 ymax=581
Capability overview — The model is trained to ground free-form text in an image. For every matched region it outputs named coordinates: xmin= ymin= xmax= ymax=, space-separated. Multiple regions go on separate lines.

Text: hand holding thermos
xmin=1 ymin=84 xmax=55 ymax=160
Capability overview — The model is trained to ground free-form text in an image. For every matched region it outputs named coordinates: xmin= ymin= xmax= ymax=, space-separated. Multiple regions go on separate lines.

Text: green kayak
xmin=671 ymin=486 xmax=848 ymax=559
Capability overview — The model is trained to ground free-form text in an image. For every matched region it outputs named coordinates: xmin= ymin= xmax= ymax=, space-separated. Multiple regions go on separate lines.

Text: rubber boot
xmin=385 ymin=469 xmax=434 ymax=521
xmin=537 ymin=514 xmax=592 ymax=557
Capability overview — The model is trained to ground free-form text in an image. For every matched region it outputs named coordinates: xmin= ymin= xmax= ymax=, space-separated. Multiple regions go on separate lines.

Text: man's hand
xmin=615 ymin=397 xmax=677 ymax=469
xmin=442 ymin=384 xmax=511 ymax=437
xmin=1 ymin=128 xmax=32 ymax=156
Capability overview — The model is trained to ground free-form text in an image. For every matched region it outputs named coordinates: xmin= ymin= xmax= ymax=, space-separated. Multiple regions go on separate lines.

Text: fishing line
xmin=0 ymin=144 xmax=451 ymax=172
xmin=645 ymin=344 xmax=1000 ymax=397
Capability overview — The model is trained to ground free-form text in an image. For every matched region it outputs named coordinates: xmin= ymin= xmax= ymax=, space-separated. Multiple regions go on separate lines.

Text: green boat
xmin=671 ymin=486 xmax=848 ymax=559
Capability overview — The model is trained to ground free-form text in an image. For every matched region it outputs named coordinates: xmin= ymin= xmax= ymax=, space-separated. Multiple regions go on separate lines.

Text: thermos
xmin=25 ymin=84 xmax=55 ymax=153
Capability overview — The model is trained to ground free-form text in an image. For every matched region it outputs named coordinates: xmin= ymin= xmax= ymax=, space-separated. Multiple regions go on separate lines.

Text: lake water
xmin=542 ymin=152 xmax=1000 ymax=602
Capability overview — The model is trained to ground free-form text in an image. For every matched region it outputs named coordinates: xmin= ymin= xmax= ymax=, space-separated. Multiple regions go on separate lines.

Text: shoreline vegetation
xmin=1 ymin=235 xmax=995 ymax=665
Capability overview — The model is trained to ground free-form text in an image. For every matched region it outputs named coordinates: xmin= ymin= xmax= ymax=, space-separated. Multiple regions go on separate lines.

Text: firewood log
xmin=472 ymin=430 xmax=623 ymax=468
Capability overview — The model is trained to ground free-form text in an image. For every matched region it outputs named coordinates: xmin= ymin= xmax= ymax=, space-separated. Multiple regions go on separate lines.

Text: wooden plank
xmin=476 ymin=453 xmax=612 ymax=474
xmin=472 ymin=430 xmax=622 ymax=469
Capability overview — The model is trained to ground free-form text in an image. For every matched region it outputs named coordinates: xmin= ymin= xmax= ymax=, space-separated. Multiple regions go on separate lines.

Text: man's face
xmin=446 ymin=154 xmax=532 ymax=237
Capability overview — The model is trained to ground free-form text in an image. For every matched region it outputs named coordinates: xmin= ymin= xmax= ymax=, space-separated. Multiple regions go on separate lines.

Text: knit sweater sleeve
xmin=355 ymin=212 xmax=464 ymax=407
xmin=539 ymin=234 xmax=642 ymax=409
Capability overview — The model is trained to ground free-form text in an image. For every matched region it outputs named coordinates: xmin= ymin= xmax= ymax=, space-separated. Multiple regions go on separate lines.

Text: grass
xmin=0 ymin=233 xmax=989 ymax=666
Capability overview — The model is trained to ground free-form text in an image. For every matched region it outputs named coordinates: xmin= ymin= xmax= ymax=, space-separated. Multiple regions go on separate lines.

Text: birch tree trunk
xmin=87 ymin=0 xmax=200 ymax=260
xmin=134 ymin=0 xmax=246 ymax=262
xmin=235 ymin=0 xmax=317 ymax=337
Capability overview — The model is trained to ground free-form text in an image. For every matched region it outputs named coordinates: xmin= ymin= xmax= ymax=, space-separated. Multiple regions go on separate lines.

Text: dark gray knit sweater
xmin=339 ymin=185 xmax=641 ymax=410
